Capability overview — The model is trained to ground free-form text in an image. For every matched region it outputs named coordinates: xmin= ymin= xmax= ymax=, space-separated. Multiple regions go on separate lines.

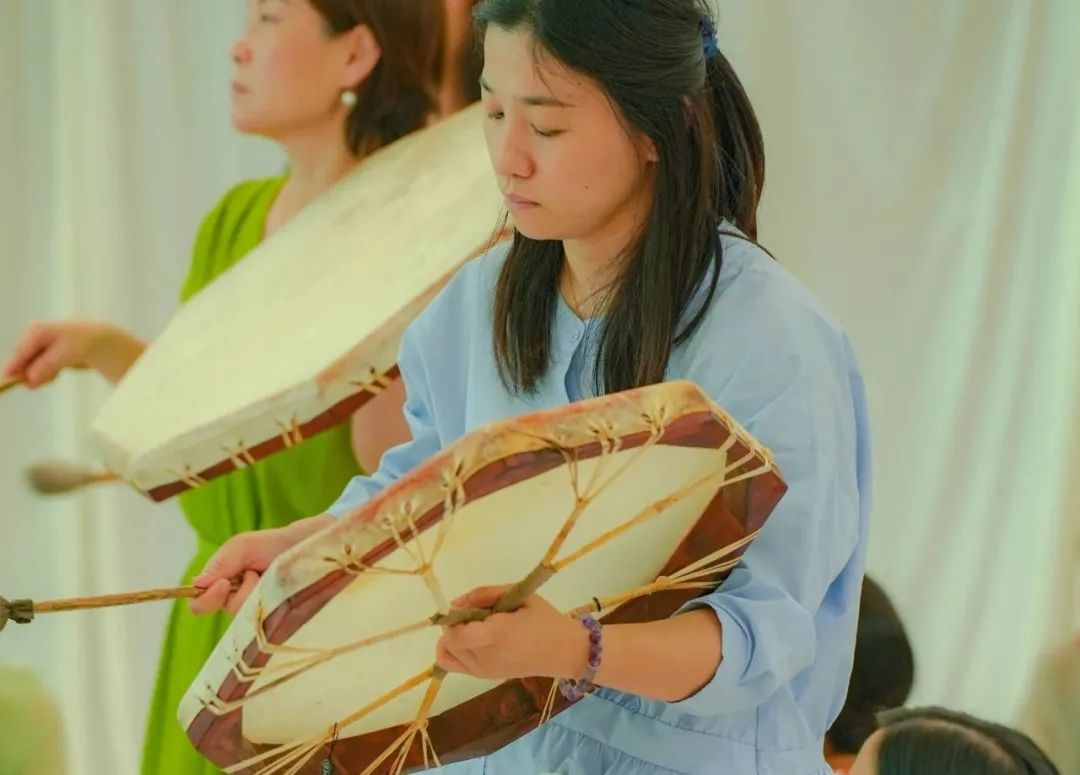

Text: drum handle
xmin=0 ymin=581 xmax=240 ymax=631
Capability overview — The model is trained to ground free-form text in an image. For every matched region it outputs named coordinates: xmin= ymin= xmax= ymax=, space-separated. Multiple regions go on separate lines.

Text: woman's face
xmin=230 ymin=0 xmax=377 ymax=141
xmin=479 ymin=25 xmax=656 ymax=244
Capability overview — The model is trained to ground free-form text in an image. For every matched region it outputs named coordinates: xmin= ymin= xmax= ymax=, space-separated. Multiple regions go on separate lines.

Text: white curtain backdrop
xmin=2 ymin=2 xmax=282 ymax=773
xmin=1 ymin=1 xmax=1077 ymax=773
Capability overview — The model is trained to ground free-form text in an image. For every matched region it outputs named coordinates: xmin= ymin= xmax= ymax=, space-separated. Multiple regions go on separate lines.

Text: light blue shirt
xmin=329 ymin=231 xmax=872 ymax=774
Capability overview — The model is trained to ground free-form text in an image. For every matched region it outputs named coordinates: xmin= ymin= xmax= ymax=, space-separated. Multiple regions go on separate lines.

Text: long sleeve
xmin=666 ymin=287 xmax=871 ymax=718
xmin=325 ymin=247 xmax=503 ymax=519
xmin=326 ymin=320 xmax=442 ymax=518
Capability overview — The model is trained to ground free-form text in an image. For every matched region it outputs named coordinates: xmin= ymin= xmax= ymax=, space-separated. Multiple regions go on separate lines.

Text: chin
xmin=230 ymin=109 xmax=252 ymax=133
xmin=507 ymin=212 xmax=565 ymax=242
xmin=230 ymin=98 xmax=266 ymax=133
xmin=230 ymin=112 xmax=269 ymax=137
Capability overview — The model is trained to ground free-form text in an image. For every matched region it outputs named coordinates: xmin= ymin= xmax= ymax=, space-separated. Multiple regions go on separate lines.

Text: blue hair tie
xmin=699 ymin=16 xmax=720 ymax=60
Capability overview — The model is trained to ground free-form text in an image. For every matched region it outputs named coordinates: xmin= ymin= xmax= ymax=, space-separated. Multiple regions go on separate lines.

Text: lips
xmin=505 ymin=193 xmax=538 ymax=207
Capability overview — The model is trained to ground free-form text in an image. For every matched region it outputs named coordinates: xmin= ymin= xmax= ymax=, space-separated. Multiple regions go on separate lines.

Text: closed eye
xmin=531 ymin=126 xmax=564 ymax=138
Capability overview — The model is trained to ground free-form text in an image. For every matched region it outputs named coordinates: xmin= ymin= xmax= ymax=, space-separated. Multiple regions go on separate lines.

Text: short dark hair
xmin=875 ymin=707 xmax=1060 ymax=775
xmin=827 ymin=576 xmax=915 ymax=753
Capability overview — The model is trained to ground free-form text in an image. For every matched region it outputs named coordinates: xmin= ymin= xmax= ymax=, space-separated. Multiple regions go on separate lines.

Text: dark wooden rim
xmin=145 ymin=368 xmax=400 ymax=502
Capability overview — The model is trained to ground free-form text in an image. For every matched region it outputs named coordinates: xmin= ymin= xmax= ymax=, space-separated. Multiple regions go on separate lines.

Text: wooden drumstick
xmin=1 ymin=365 xmax=91 ymax=397
xmin=433 ymin=564 xmax=555 ymax=628
xmin=25 ymin=460 xmax=119 ymax=495
xmin=0 ymin=582 xmax=241 ymax=632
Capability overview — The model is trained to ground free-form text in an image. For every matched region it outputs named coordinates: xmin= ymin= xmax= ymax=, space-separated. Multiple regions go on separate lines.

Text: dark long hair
xmin=876 ymin=707 xmax=1060 ymax=775
xmin=475 ymin=0 xmax=765 ymax=395
xmin=827 ymin=576 xmax=916 ymax=753
xmin=309 ymin=0 xmax=445 ymax=156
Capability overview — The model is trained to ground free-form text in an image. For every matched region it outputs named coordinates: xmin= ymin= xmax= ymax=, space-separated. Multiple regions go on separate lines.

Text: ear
xmin=637 ymin=133 xmax=659 ymax=164
xmin=339 ymin=23 xmax=382 ymax=90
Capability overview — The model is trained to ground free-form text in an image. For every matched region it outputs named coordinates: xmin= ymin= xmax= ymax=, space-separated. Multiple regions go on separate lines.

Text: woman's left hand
xmin=436 ymin=585 xmax=588 ymax=681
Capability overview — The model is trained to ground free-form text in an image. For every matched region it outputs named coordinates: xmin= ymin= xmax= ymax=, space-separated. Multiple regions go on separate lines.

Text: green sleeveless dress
xmin=140 ymin=178 xmax=362 ymax=775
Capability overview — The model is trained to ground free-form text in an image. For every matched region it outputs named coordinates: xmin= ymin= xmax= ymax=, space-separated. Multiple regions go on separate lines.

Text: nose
xmin=490 ymin=119 xmax=534 ymax=183
xmin=231 ymin=36 xmax=252 ymax=66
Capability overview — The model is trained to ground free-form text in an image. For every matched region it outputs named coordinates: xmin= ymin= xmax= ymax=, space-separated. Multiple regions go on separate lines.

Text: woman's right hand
xmin=2 ymin=320 xmax=146 ymax=387
xmin=190 ymin=515 xmax=336 ymax=616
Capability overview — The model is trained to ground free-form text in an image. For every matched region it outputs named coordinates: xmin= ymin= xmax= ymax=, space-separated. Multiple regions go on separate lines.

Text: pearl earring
xmin=340 ymin=90 xmax=357 ymax=108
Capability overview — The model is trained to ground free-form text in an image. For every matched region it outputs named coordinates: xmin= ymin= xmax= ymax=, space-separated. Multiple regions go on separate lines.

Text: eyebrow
xmin=479 ymin=77 xmax=572 ymax=108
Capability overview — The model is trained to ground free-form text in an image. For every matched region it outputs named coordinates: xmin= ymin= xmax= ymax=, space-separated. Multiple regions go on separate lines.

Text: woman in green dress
xmin=1 ymin=2 xmax=476 ymax=772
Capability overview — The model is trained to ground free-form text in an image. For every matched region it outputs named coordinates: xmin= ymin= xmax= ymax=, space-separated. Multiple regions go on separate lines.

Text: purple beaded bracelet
xmin=557 ymin=615 xmax=603 ymax=702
